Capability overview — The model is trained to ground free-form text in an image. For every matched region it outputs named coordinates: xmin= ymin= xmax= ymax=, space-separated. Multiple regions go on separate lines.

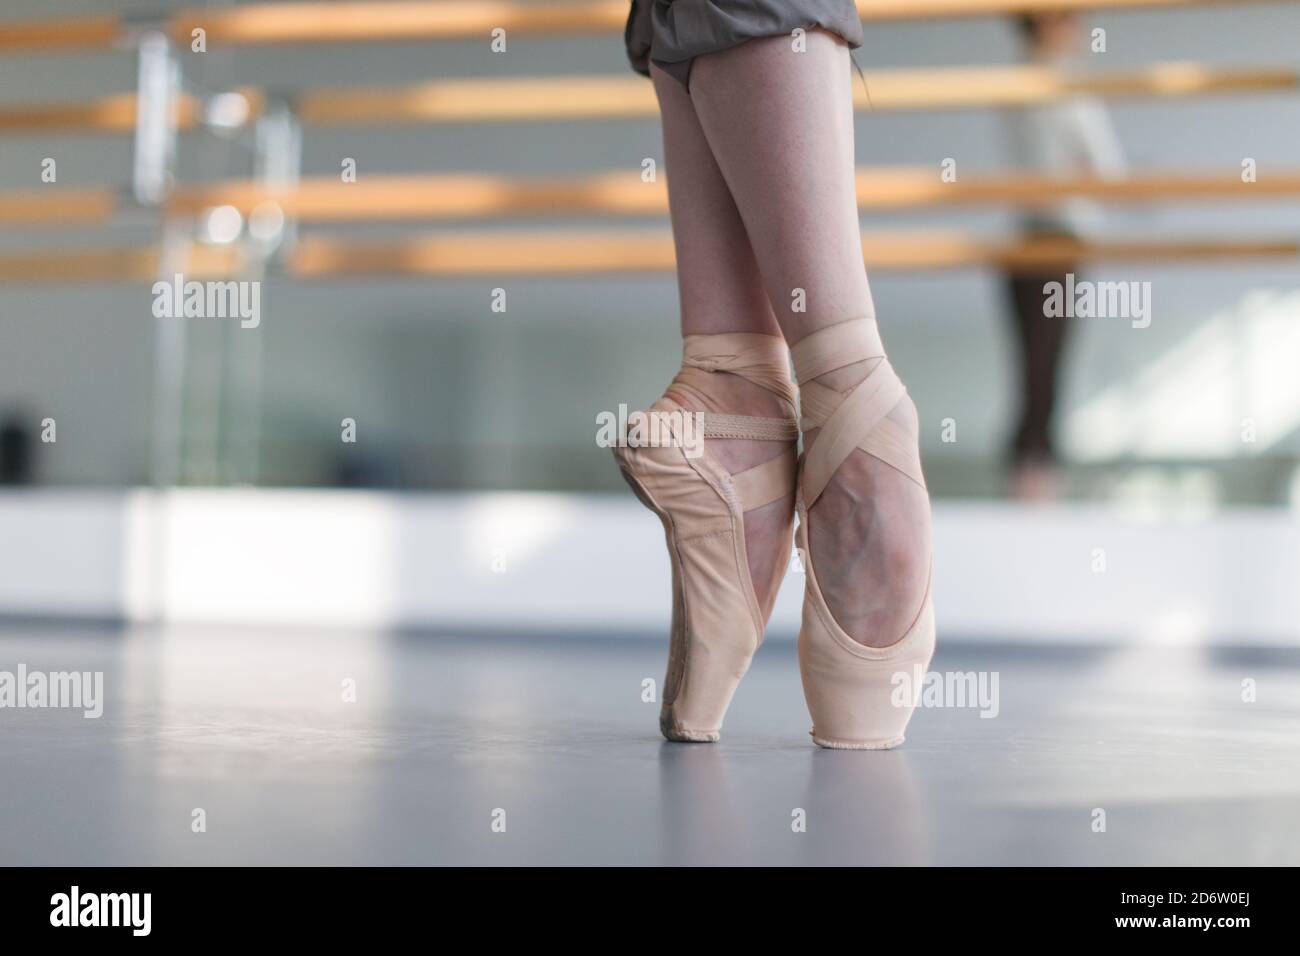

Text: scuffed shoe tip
xmin=811 ymin=732 xmax=905 ymax=750
xmin=661 ymin=714 xmax=721 ymax=743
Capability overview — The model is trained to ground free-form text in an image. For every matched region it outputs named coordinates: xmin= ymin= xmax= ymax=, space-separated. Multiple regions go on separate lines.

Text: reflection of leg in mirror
xmin=1004 ymin=266 xmax=1075 ymax=504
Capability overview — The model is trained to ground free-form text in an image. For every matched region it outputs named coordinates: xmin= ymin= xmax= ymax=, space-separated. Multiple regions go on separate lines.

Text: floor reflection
xmin=656 ymin=742 xmax=746 ymax=865
xmin=798 ymin=748 xmax=928 ymax=866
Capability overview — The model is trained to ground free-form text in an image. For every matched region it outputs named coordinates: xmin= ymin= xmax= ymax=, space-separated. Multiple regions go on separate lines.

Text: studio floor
xmin=1 ymin=625 xmax=1297 ymax=866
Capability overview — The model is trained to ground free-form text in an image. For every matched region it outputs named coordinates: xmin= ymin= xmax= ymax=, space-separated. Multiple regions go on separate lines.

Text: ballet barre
xmin=0 ymin=62 xmax=1292 ymax=138
xmin=0 ymin=15 xmax=119 ymax=53
xmin=0 ymin=244 xmax=240 ymax=283
xmin=0 ymin=1 xmax=1288 ymax=53
xmin=6 ymin=169 xmax=1297 ymax=229
xmin=297 ymin=63 xmax=1300 ymax=125
xmin=285 ymin=231 xmax=1300 ymax=275
xmin=0 ymin=89 xmax=264 ymax=135
xmin=851 ymin=168 xmax=1300 ymax=208
xmin=2 ymin=232 xmax=1292 ymax=282
xmin=182 ymin=169 xmax=1300 ymax=219
xmin=0 ymin=188 xmax=121 ymax=227
xmin=167 ymin=0 xmax=1275 ymax=47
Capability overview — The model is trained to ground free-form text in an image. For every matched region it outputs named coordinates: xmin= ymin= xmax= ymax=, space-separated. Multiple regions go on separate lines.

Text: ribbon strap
xmin=793 ymin=318 xmax=925 ymax=507
xmin=674 ymin=332 xmax=798 ymax=409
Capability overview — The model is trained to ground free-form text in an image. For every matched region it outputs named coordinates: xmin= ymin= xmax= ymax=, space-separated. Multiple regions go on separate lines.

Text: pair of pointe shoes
xmin=613 ymin=318 xmax=935 ymax=749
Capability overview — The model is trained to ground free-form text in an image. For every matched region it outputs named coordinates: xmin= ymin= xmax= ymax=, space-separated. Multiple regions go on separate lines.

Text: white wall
xmin=1 ymin=488 xmax=1297 ymax=645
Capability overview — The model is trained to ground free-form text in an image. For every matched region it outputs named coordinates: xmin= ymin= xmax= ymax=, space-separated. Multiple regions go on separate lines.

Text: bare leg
xmin=652 ymin=64 xmax=795 ymax=615
xmin=688 ymin=30 xmax=931 ymax=646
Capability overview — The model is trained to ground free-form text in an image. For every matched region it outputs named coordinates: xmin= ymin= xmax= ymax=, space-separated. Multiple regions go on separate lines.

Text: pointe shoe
xmin=613 ymin=332 xmax=798 ymax=742
xmin=791 ymin=318 xmax=935 ymax=750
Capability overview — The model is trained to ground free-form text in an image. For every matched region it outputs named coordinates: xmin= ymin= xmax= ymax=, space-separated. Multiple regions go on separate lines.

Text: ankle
xmin=806 ymin=357 xmax=883 ymax=395
xmin=886 ymin=392 xmax=919 ymax=434
xmin=668 ymin=370 xmax=794 ymax=420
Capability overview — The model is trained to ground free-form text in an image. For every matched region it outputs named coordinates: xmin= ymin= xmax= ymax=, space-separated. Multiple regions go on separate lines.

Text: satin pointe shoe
xmin=791 ymin=318 xmax=935 ymax=750
xmin=613 ymin=332 xmax=798 ymax=742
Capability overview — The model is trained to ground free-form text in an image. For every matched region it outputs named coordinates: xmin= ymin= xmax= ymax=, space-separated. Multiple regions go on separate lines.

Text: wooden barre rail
xmin=2 ymin=63 xmax=1293 ymax=137
xmin=0 ymin=232 xmax=1292 ymax=282
xmin=173 ymin=169 xmax=1300 ymax=219
xmin=0 ymin=1 xmax=1287 ymax=53
xmin=0 ymin=188 xmax=122 ymax=226
xmin=163 ymin=0 xmax=1291 ymax=47
xmin=298 ymin=63 xmax=1300 ymax=124
xmin=0 ymin=244 xmax=240 ymax=283
xmin=286 ymin=231 xmax=1300 ymax=275
xmin=0 ymin=92 xmax=178 ymax=135
xmin=0 ymin=88 xmax=263 ymax=135
xmin=0 ymin=15 xmax=120 ymax=53
xmin=7 ymin=169 xmax=1297 ymax=229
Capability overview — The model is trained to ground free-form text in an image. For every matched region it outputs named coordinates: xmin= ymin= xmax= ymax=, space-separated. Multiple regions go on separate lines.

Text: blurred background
xmin=1 ymin=0 xmax=1298 ymax=640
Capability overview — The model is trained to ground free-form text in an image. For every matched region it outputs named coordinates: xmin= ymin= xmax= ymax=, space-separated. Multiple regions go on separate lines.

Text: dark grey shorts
xmin=625 ymin=0 xmax=864 ymax=89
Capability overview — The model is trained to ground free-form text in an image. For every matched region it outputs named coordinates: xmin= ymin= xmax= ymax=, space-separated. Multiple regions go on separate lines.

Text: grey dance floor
xmin=1 ymin=624 xmax=1297 ymax=866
